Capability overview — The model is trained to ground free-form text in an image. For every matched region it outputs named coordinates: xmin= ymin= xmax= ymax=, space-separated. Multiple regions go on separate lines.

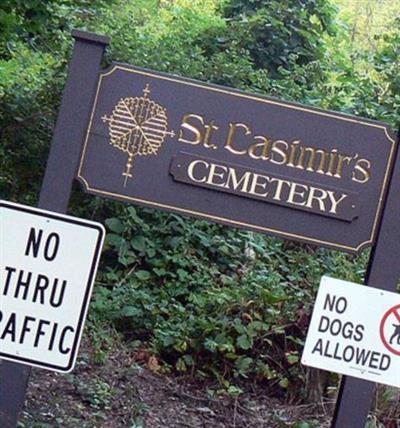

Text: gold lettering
xmin=248 ymin=135 xmax=271 ymax=160
xmin=225 ymin=168 xmax=251 ymax=192
xmin=305 ymin=187 xmax=328 ymax=212
xmin=187 ymin=160 xmax=209 ymax=183
xmin=178 ymin=114 xmax=204 ymax=145
xmin=269 ymin=178 xmax=291 ymax=201
xmin=295 ymin=146 xmax=305 ymax=170
xmin=352 ymin=159 xmax=371 ymax=184
xmin=225 ymin=122 xmax=251 ymax=155
xmin=270 ymin=140 xmax=289 ymax=165
xmin=203 ymin=120 xmax=219 ymax=149
xmin=287 ymin=182 xmax=307 ymax=206
xmin=287 ymin=141 xmax=300 ymax=167
xmin=326 ymin=149 xmax=338 ymax=177
xmin=248 ymin=174 xmax=269 ymax=197
xmin=327 ymin=191 xmax=348 ymax=214
xmin=206 ymin=163 xmax=228 ymax=187
xmin=334 ymin=154 xmax=352 ymax=178
xmin=303 ymin=147 xmax=329 ymax=173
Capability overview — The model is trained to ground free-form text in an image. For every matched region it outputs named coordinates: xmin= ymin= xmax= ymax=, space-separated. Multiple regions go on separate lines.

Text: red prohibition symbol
xmin=380 ymin=304 xmax=400 ymax=356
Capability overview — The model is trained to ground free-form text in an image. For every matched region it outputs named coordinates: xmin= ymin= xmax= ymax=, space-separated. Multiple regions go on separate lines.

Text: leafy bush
xmin=0 ymin=43 xmax=62 ymax=202
xmin=0 ymin=0 xmax=113 ymax=204
xmin=220 ymin=0 xmax=337 ymax=76
xmin=89 ymin=205 xmax=368 ymax=396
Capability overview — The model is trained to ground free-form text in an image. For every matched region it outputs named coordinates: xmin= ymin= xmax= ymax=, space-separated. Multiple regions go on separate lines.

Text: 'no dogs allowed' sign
xmin=0 ymin=201 xmax=104 ymax=372
xmin=302 ymin=276 xmax=400 ymax=388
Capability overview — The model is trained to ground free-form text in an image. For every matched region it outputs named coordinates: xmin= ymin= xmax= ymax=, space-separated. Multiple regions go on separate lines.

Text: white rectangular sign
xmin=302 ymin=276 xmax=400 ymax=388
xmin=0 ymin=201 xmax=104 ymax=372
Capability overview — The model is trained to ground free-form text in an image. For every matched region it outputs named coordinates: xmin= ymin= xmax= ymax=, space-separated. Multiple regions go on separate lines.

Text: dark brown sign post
xmin=0 ymin=31 xmax=399 ymax=428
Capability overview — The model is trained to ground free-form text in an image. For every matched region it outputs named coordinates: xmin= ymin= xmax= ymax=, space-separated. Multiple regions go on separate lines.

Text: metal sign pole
xmin=0 ymin=30 xmax=109 ymax=428
xmin=332 ymin=127 xmax=400 ymax=427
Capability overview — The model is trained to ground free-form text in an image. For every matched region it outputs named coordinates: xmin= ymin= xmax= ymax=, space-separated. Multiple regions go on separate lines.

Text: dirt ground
xmin=17 ymin=339 xmax=334 ymax=428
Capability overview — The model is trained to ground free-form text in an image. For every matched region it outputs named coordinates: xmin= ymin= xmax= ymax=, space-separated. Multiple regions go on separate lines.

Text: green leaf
xmin=162 ymin=335 xmax=176 ymax=346
xmin=235 ymin=356 xmax=253 ymax=373
xmin=131 ymin=235 xmax=146 ymax=252
xmin=105 ymin=233 xmax=124 ymax=247
xmin=176 ymin=358 xmax=187 ymax=372
xmin=293 ymin=422 xmax=313 ymax=428
xmin=105 ymin=218 xmax=124 ymax=234
xmin=286 ymin=353 xmax=299 ymax=365
xmin=177 ymin=268 xmax=188 ymax=280
xmin=135 ymin=270 xmax=151 ymax=281
xmin=121 ymin=306 xmax=142 ymax=317
xmin=154 ymin=268 xmax=167 ymax=276
xmin=279 ymin=377 xmax=289 ymax=388
xmin=236 ymin=335 xmax=252 ymax=350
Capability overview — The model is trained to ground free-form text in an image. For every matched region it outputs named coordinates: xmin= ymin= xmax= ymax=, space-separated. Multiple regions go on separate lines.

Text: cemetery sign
xmin=78 ymin=64 xmax=396 ymax=253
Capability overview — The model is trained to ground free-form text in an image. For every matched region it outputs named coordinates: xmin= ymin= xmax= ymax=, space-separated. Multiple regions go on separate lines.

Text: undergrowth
xmin=88 ymin=205 xmax=368 ymax=400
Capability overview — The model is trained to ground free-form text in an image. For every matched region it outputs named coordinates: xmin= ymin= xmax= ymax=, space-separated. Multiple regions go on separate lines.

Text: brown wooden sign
xmin=77 ymin=63 xmax=397 ymax=253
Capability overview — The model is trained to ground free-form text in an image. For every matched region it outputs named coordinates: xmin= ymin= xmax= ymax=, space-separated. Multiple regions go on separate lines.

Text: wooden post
xmin=331 ymin=127 xmax=400 ymax=427
xmin=0 ymin=30 xmax=109 ymax=428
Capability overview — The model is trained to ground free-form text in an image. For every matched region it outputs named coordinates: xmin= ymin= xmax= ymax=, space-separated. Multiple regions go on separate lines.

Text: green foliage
xmin=0 ymin=0 xmax=54 ymax=54
xmin=90 ymin=205 xmax=367 ymax=395
xmin=96 ymin=0 xmax=225 ymax=78
xmin=220 ymin=0 xmax=337 ymax=76
xmin=0 ymin=44 xmax=62 ymax=202
xmin=332 ymin=0 xmax=400 ymax=54
xmin=0 ymin=1 xmax=111 ymax=58
xmin=303 ymin=12 xmax=399 ymax=127
xmin=74 ymin=377 xmax=114 ymax=409
xmin=0 ymin=0 xmax=113 ymax=204
xmin=373 ymin=17 xmax=400 ymax=127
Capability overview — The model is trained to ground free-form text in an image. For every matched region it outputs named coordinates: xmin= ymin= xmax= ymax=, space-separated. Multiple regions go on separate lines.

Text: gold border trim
xmin=77 ymin=64 xmax=397 ymax=253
